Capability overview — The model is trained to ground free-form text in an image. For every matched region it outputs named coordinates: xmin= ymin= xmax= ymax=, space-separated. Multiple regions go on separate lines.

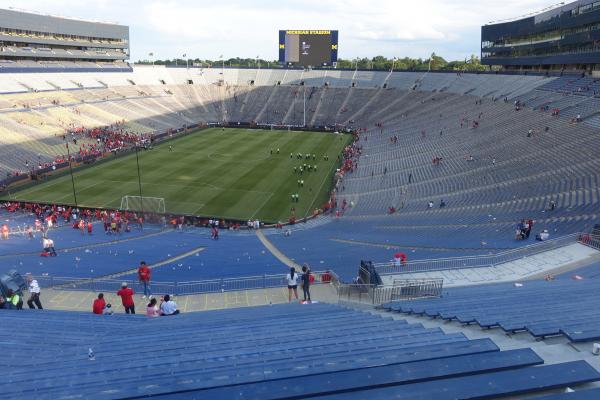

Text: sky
xmin=1 ymin=0 xmax=556 ymax=62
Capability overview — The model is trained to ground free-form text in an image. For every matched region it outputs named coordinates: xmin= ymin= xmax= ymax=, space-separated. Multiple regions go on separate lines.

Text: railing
xmin=337 ymin=284 xmax=374 ymax=304
xmin=35 ymin=270 xmax=332 ymax=296
xmin=373 ymin=233 xmax=581 ymax=276
xmin=391 ymin=278 xmax=444 ymax=300
xmin=336 ymin=278 xmax=444 ymax=306
xmin=578 ymin=233 xmax=600 ymax=251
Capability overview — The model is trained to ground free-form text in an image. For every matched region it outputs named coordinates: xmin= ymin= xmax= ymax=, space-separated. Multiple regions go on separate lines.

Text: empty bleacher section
xmin=2 ymin=302 xmax=599 ymax=399
xmin=384 ymin=278 xmax=600 ymax=342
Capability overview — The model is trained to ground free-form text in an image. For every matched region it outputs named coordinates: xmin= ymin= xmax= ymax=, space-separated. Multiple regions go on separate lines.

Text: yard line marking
xmin=250 ymin=192 xmax=274 ymax=219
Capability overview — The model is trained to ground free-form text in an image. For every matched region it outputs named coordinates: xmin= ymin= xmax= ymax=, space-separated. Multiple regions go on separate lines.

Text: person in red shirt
xmin=137 ymin=261 xmax=152 ymax=299
xmin=117 ymin=282 xmax=135 ymax=314
xmin=87 ymin=221 xmax=93 ymax=235
xmin=93 ymin=293 xmax=106 ymax=314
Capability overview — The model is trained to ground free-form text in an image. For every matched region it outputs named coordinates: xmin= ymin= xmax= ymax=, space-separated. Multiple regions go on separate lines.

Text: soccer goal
xmin=120 ymin=195 xmax=166 ymax=214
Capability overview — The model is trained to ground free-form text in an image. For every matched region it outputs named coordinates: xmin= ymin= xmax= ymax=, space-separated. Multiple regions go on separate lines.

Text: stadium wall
xmin=0 ymin=8 xmax=128 ymax=39
xmin=482 ymin=0 xmax=600 ymax=70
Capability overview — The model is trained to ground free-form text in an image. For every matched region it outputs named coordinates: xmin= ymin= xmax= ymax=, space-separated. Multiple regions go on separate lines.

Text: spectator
xmin=301 ymin=265 xmax=311 ymax=303
xmin=26 ymin=274 xmax=43 ymax=309
xmin=42 ymin=237 xmax=57 ymax=256
xmin=0 ymin=294 xmax=5 ymax=309
xmin=93 ymin=293 xmax=106 ymax=315
xmin=117 ymin=282 xmax=135 ymax=314
xmin=160 ymin=295 xmax=179 ymax=316
xmin=536 ymin=230 xmax=550 ymax=241
xmin=439 ymin=199 xmax=446 ymax=208
xmin=525 ymin=219 xmax=533 ymax=239
xmin=146 ymin=298 xmax=160 ymax=317
xmin=286 ymin=267 xmax=299 ymax=302
xmin=5 ymin=289 xmax=22 ymax=310
xmin=137 ymin=261 xmax=152 ymax=299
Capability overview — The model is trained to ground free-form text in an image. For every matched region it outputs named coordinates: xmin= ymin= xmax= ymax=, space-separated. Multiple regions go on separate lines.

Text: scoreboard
xmin=279 ymin=30 xmax=338 ymax=67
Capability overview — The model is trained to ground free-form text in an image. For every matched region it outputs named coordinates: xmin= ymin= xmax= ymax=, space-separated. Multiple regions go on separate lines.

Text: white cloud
xmin=0 ymin=0 xmax=554 ymax=61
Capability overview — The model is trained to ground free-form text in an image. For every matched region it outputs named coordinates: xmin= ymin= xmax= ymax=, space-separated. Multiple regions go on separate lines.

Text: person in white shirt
xmin=160 ymin=295 xmax=180 ymax=316
xmin=286 ymin=267 xmax=299 ymax=302
xmin=26 ymin=274 xmax=43 ymax=309
xmin=536 ymin=230 xmax=550 ymax=241
xmin=43 ymin=237 xmax=57 ymax=256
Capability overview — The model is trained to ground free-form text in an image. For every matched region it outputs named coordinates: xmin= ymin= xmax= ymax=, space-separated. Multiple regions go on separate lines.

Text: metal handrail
xmin=336 ymin=278 xmax=444 ymax=306
xmin=34 ymin=270 xmax=333 ymax=296
xmin=578 ymin=233 xmax=600 ymax=251
xmin=373 ymin=233 xmax=581 ymax=275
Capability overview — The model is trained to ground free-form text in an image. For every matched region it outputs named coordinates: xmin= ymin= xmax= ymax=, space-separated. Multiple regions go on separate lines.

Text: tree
xmin=134 ymin=53 xmax=486 ymax=71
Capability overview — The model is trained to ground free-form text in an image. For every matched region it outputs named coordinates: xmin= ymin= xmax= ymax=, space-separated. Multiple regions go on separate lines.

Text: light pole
xmin=184 ymin=53 xmax=188 ymax=69
xmin=391 ymin=57 xmax=397 ymax=72
xmin=65 ymin=141 xmax=78 ymax=208
xmin=134 ymin=144 xmax=144 ymax=229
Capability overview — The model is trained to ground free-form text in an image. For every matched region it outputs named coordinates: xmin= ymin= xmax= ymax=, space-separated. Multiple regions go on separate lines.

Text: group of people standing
xmin=286 ymin=265 xmax=313 ymax=303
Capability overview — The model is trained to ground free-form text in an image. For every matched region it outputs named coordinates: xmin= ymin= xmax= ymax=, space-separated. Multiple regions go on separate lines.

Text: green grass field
xmin=7 ymin=128 xmax=351 ymax=222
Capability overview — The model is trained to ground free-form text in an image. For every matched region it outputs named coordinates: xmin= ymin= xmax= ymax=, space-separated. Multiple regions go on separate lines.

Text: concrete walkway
xmin=256 ymin=229 xmax=301 ymax=269
xmin=30 ymin=284 xmax=339 ymax=313
xmin=381 ymin=243 xmax=600 ymax=287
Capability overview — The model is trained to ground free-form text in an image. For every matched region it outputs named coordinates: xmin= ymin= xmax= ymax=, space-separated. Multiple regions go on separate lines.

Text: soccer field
xmin=7 ymin=128 xmax=351 ymax=222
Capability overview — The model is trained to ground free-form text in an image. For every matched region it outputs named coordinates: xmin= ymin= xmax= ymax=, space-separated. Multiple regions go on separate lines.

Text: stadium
xmin=1 ymin=1 xmax=600 ymax=399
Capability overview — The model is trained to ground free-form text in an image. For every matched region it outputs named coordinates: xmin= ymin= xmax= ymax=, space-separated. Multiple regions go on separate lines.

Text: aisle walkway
xmin=380 ymin=243 xmax=600 ymax=287
xmin=34 ymin=284 xmax=339 ymax=313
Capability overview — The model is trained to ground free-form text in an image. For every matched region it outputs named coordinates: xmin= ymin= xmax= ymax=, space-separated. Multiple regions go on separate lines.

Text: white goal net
xmin=120 ymin=195 xmax=166 ymax=214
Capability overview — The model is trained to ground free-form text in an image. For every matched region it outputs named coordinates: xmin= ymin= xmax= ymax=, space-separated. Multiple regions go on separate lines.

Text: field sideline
xmin=6 ymin=128 xmax=351 ymax=222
